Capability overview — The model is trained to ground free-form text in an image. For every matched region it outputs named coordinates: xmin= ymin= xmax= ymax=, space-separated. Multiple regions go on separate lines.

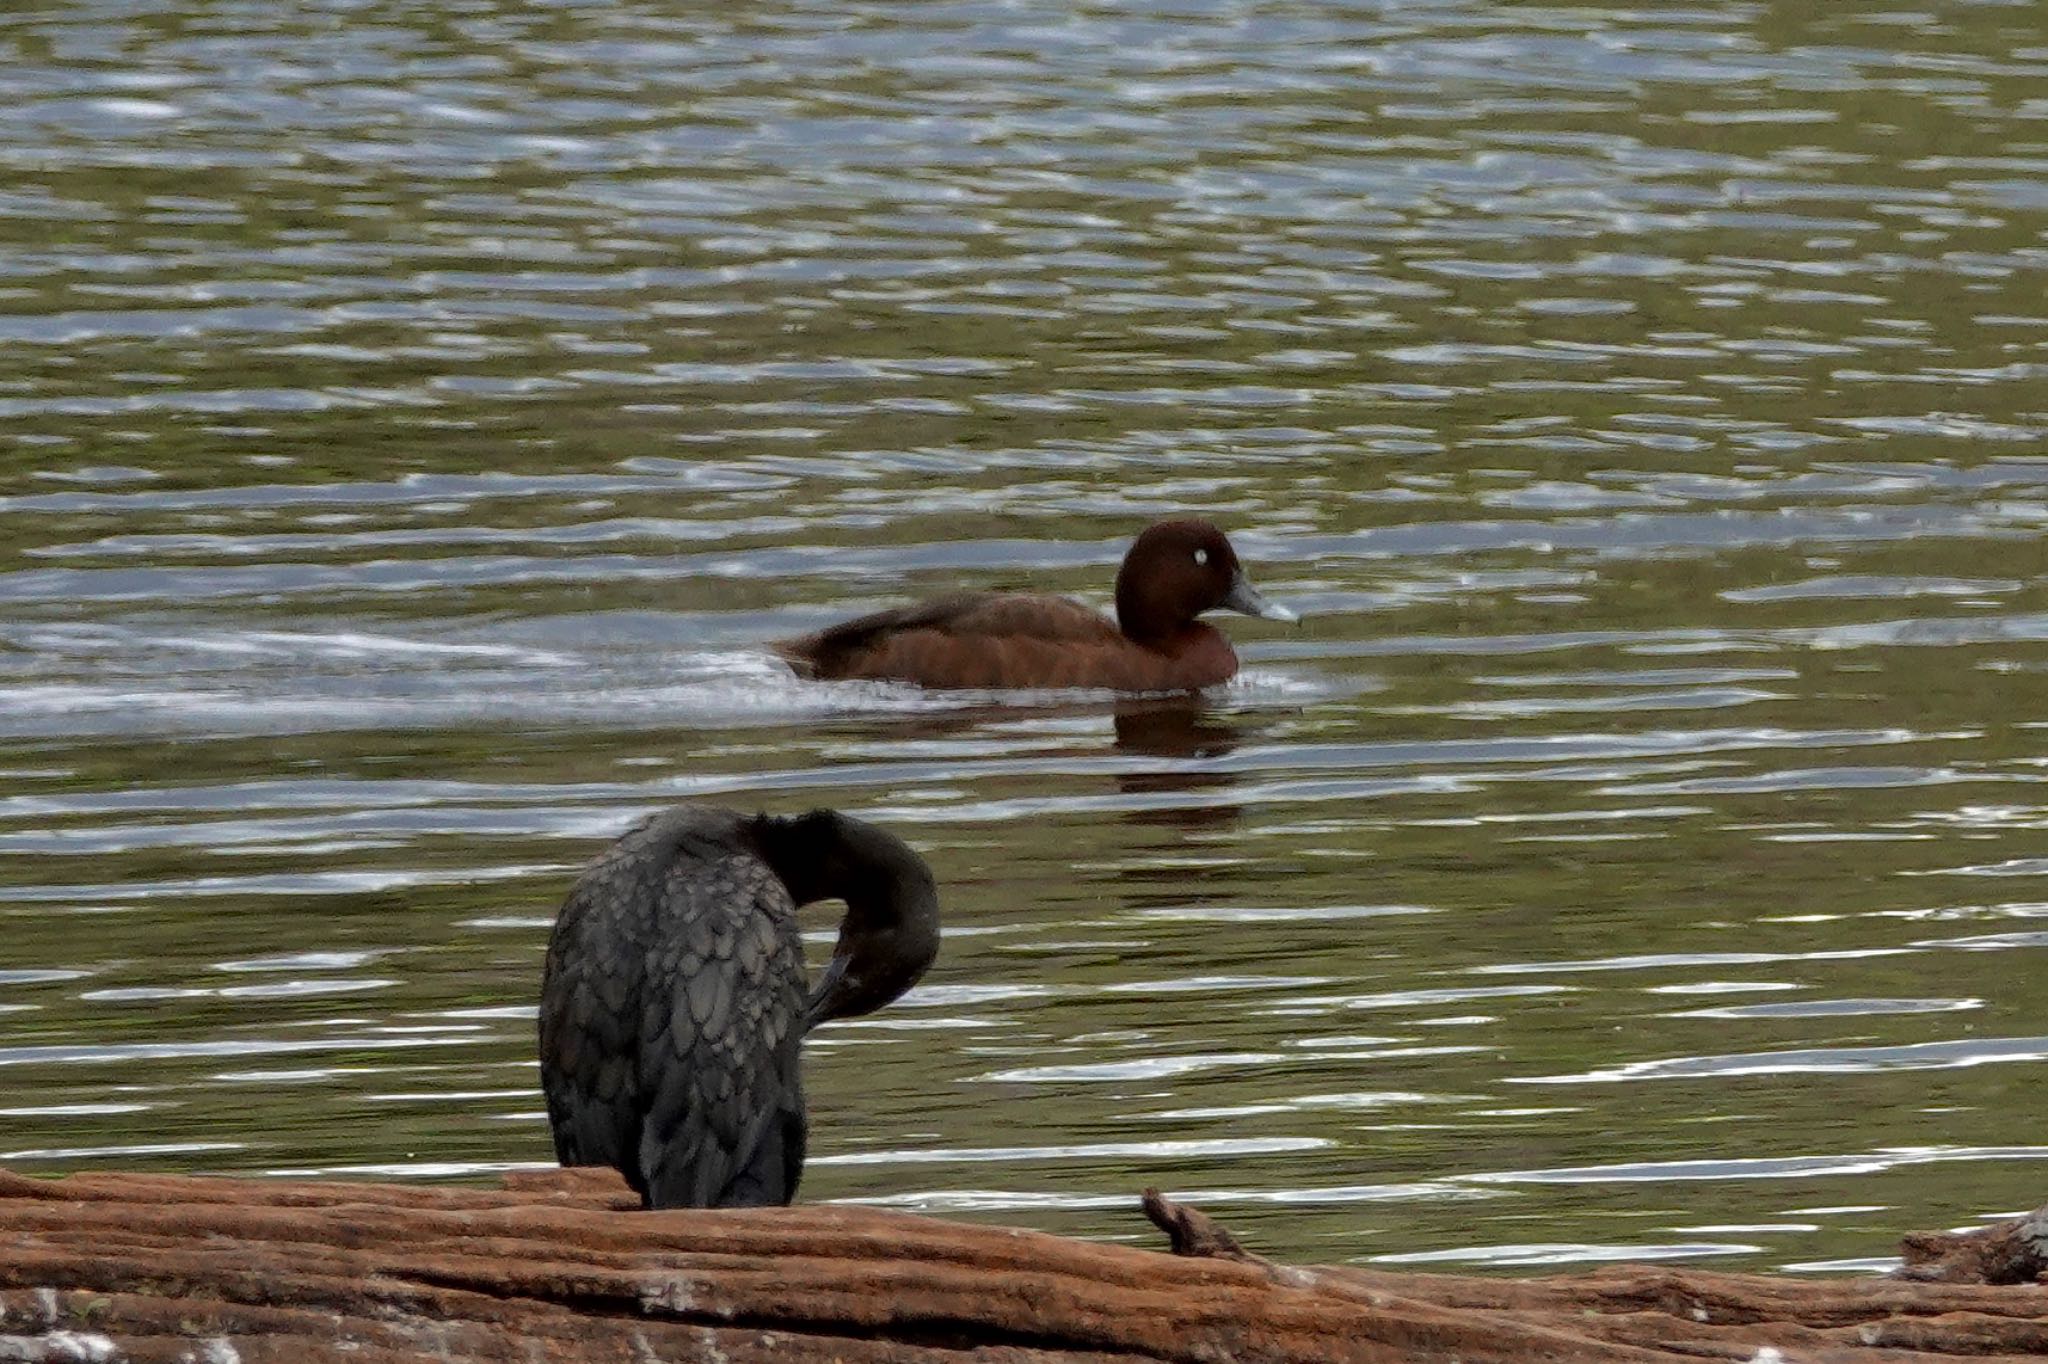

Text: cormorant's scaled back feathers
xmin=537 ymin=804 xmax=940 ymax=1210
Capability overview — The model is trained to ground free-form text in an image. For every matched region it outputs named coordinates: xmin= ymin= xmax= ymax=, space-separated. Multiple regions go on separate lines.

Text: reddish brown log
xmin=1 ymin=1167 xmax=2046 ymax=1362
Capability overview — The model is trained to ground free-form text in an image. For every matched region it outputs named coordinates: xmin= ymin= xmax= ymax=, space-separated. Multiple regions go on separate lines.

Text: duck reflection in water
xmin=1111 ymin=699 xmax=1246 ymax=833
xmin=808 ymin=695 xmax=1252 ymax=831
xmin=538 ymin=805 xmax=940 ymax=1210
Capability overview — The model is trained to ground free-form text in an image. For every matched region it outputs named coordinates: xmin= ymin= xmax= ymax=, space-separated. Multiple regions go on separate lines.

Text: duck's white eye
xmin=1193 ymin=548 xmax=1209 ymax=566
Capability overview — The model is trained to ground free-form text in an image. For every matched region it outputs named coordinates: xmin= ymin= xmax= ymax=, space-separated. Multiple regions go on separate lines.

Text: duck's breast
xmin=1138 ymin=623 xmax=1238 ymax=691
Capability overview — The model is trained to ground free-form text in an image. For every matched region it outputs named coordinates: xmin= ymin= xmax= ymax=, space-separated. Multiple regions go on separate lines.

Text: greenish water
xmin=1 ymin=0 xmax=2046 ymax=1273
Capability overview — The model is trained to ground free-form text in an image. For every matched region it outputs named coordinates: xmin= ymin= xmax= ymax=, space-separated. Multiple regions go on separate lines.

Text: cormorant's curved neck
xmin=749 ymin=810 xmax=941 ymax=1029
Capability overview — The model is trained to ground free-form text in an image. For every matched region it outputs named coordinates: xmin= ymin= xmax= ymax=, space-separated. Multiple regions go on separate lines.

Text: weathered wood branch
xmin=0 ymin=1167 xmax=2045 ymax=1362
xmin=1898 ymin=1205 xmax=2048 ymax=1286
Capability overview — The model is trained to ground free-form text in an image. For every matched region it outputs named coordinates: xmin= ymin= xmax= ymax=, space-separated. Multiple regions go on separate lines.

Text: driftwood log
xmin=1 ymin=1167 xmax=2046 ymax=1362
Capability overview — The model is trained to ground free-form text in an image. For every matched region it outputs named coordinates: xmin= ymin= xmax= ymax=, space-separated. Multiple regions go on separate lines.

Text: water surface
xmin=2 ymin=0 xmax=2046 ymax=1272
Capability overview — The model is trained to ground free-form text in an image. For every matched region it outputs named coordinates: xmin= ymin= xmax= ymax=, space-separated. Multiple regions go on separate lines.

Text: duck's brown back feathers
xmin=775 ymin=591 xmax=1234 ymax=690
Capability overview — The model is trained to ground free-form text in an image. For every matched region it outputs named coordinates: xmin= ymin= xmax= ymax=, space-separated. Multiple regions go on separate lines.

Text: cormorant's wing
xmin=539 ymin=822 xmax=673 ymax=1188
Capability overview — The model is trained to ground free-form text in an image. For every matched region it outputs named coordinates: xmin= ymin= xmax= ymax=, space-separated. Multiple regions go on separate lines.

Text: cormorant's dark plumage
xmin=537 ymin=805 xmax=940 ymax=1210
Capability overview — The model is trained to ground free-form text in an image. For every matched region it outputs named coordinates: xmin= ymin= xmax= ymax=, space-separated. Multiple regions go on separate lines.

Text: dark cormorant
xmin=537 ymin=805 xmax=941 ymax=1209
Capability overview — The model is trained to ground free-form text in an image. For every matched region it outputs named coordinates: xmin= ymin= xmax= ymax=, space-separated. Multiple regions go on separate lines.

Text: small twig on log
xmin=1896 ymin=1202 xmax=2048 ymax=1284
xmin=1140 ymin=1188 xmax=1264 ymax=1264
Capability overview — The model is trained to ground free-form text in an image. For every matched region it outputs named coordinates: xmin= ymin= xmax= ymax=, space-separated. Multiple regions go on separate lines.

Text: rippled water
xmin=2 ymin=0 xmax=2047 ymax=1274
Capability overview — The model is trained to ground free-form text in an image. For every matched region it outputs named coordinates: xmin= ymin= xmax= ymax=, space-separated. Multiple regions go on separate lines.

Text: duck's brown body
xmin=773 ymin=520 xmax=1294 ymax=692
xmin=775 ymin=592 xmax=1240 ymax=691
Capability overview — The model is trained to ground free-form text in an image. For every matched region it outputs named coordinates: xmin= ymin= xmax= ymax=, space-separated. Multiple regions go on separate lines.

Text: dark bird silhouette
xmin=774 ymin=519 xmax=1297 ymax=691
xmin=538 ymin=805 xmax=941 ymax=1209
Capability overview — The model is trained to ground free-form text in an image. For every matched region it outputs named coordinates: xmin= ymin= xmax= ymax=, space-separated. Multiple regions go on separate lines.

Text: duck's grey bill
xmin=1221 ymin=573 xmax=1299 ymax=623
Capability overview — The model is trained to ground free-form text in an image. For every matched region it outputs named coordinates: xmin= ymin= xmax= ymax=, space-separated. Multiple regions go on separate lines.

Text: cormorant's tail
xmin=644 ymin=1099 xmax=806 ymax=1210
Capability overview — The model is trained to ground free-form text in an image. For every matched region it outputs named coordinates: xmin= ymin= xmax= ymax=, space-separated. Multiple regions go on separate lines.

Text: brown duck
xmin=774 ymin=519 xmax=1297 ymax=691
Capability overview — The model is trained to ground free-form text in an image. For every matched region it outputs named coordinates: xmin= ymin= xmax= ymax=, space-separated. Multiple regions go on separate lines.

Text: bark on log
xmin=0 ymin=1167 xmax=2045 ymax=1362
